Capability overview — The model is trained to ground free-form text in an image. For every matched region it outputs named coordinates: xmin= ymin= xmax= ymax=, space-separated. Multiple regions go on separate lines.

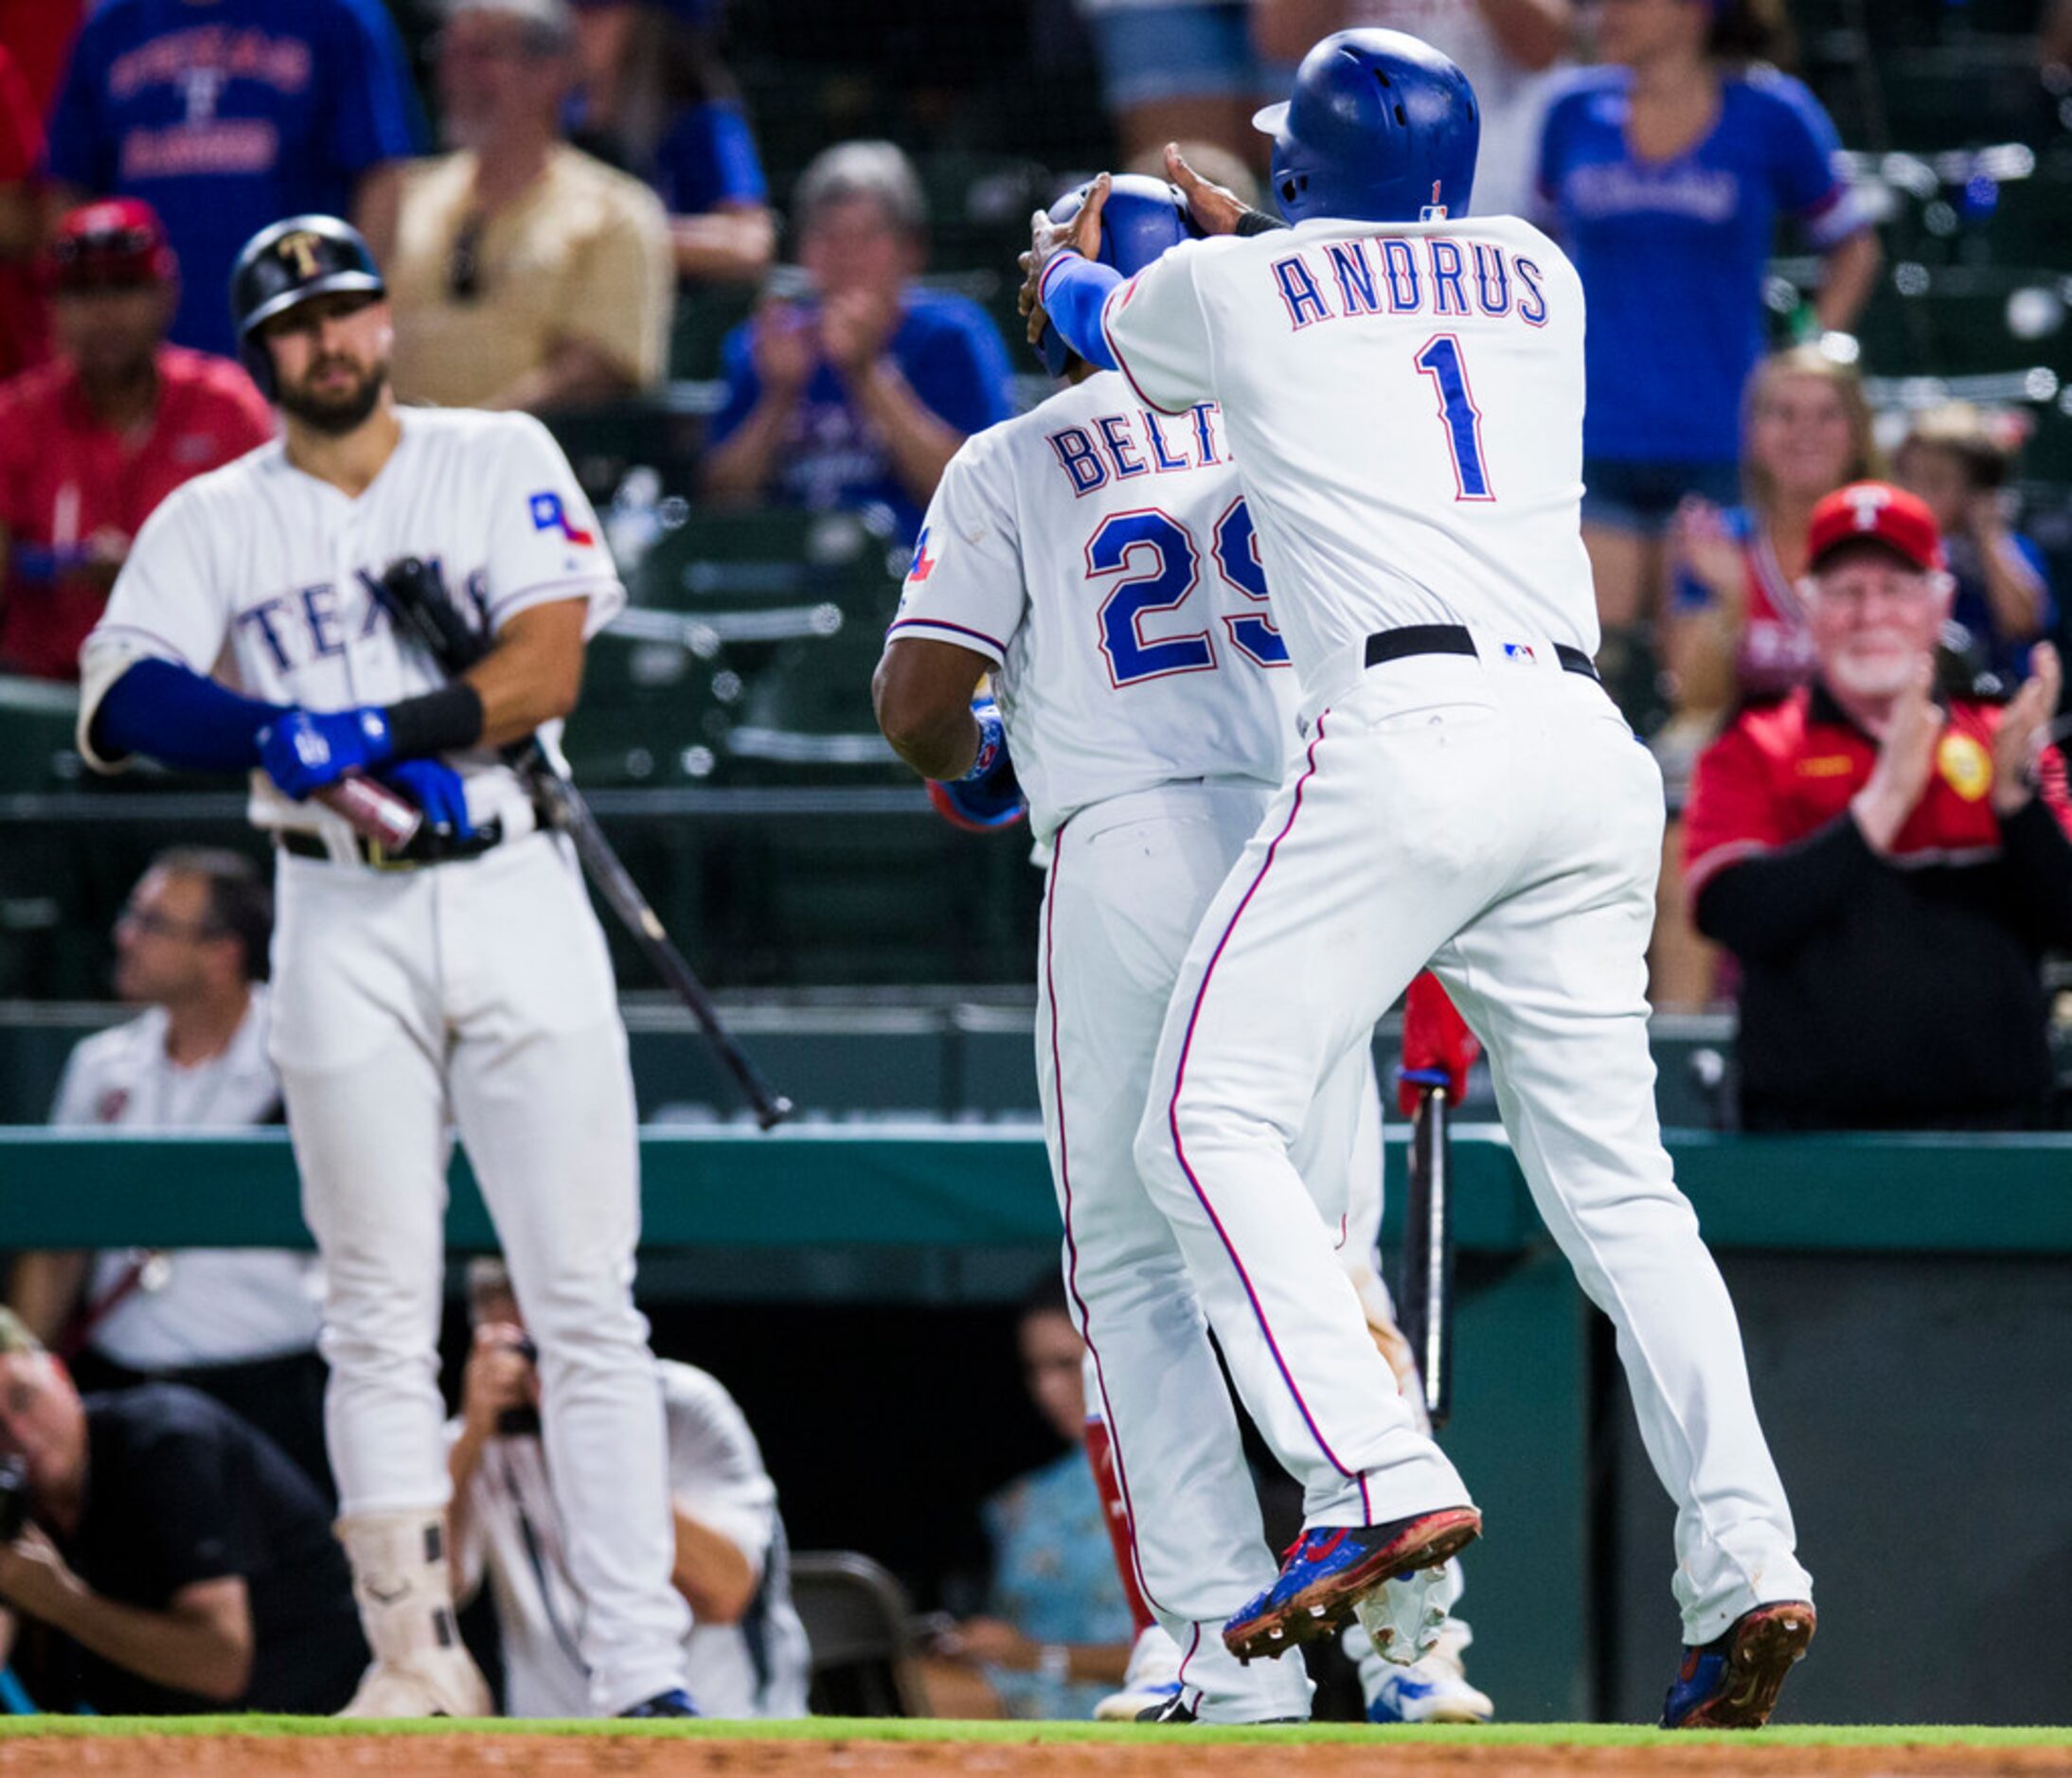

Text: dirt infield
xmin=3 ymin=1733 xmax=2069 ymax=1778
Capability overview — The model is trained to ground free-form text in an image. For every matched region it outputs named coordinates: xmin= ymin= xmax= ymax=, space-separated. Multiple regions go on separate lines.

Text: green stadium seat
xmin=0 ymin=676 xmax=83 ymax=792
xmin=726 ymin=618 xmax=905 ymax=784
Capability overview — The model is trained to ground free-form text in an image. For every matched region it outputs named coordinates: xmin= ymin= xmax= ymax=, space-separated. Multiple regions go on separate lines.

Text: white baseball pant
xmin=1038 ymin=778 xmax=1387 ymax=1722
xmin=1134 ymin=639 xmax=1811 ymax=1645
xmin=269 ymin=831 xmax=692 ymax=1713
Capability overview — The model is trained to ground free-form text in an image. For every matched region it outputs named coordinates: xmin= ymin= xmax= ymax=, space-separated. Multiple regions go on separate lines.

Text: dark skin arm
xmin=871 ymin=635 xmax=993 ymax=780
xmin=468 ymin=597 xmax=588 ymax=748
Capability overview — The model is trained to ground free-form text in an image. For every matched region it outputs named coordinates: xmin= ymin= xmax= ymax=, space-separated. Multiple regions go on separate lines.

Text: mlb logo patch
xmin=528 ymin=491 xmax=595 ymax=547
xmin=1501 ymin=641 xmax=1536 ymax=664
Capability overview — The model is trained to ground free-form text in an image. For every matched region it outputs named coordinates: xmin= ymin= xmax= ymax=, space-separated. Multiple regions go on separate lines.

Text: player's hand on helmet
xmin=1990 ymin=640 xmax=2062 ymax=817
xmin=378 ymin=757 xmax=476 ymax=840
xmin=751 ymin=299 xmax=817 ymax=396
xmin=1022 ymin=172 xmax=1110 ymax=323
xmin=1397 ymin=970 xmax=1479 ymax=1117
xmin=259 ymin=706 xmax=395 ymax=800
xmin=1850 ymin=656 xmax=1941 ymax=854
xmin=1163 ymin=143 xmax=1251 ymax=237
xmin=927 ymin=695 xmax=1027 ymax=832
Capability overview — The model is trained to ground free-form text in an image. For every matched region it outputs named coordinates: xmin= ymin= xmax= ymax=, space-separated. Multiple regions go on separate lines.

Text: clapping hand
xmin=750 ymin=300 xmax=817 ymax=397
xmin=1850 ymin=657 xmax=1941 ymax=854
xmin=1991 ymin=641 xmax=2063 ymax=817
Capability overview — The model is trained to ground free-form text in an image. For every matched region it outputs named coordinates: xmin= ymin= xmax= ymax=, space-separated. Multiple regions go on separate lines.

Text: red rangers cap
xmin=1806 ymin=481 xmax=1945 ymax=574
xmin=45 ymin=198 xmax=178 ymax=291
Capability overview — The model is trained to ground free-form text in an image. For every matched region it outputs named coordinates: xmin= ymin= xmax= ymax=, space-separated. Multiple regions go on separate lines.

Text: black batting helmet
xmin=228 ymin=214 xmax=385 ymax=400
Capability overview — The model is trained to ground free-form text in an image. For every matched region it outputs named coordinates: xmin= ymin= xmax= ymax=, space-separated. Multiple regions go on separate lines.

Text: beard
xmin=277 ymin=356 xmax=388 ymax=436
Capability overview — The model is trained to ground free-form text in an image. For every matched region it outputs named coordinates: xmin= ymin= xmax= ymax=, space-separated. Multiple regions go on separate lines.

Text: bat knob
xmin=755 ymin=1095 xmax=795 ymax=1131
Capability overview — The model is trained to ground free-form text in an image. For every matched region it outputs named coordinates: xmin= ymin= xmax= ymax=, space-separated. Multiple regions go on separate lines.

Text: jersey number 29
xmin=1091 ymin=500 xmax=1289 ymax=687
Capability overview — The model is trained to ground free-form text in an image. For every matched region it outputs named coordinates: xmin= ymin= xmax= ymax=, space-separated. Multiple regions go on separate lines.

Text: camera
xmin=0 ymin=1455 xmax=30 ymax=1542
xmin=496 ymin=1337 xmax=542 ymax=1438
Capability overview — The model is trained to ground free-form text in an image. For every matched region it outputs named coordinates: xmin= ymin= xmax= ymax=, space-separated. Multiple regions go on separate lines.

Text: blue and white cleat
xmin=1660 ymin=1601 xmax=1815 ymax=1730
xmin=618 ymin=1687 xmax=700 ymax=1718
xmin=1222 ymin=1506 xmax=1481 ymax=1662
xmin=1095 ymin=1623 xmax=1187 ymax=1721
xmin=1359 ymin=1621 xmax=1494 ymax=1724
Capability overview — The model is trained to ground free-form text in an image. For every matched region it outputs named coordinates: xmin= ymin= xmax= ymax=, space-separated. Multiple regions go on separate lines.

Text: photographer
xmin=0 ymin=1310 xmax=364 ymax=1714
xmin=446 ymin=1262 xmax=809 ymax=1718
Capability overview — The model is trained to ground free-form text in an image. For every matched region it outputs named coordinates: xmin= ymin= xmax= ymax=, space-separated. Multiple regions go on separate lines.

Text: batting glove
xmin=927 ymin=698 xmax=1026 ymax=832
xmin=1397 ymin=971 xmax=1479 ymax=1117
xmin=379 ymin=758 xmax=475 ymax=839
xmin=259 ymin=706 xmax=395 ymax=800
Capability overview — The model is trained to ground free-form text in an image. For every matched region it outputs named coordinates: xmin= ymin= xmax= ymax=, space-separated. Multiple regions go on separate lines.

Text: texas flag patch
xmin=529 ymin=490 xmax=596 ymax=547
xmin=907 ymin=526 xmax=938 ymax=583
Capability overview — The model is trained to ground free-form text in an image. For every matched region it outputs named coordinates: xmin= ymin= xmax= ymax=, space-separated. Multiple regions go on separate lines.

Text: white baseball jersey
xmin=1098 ymin=215 xmax=1597 ymax=711
xmin=48 ymin=987 xmax=323 ymax=1372
xmin=889 ymin=370 xmax=1298 ymax=842
xmin=451 ymin=1360 xmax=811 ymax=1720
xmin=76 ymin=407 xmax=621 ymax=842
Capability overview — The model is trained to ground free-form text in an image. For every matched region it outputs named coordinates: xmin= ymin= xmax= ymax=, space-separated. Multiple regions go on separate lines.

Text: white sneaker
xmin=1094 ymin=1623 xmax=1186 ymax=1721
xmin=338 ymin=1650 xmax=493 ymax=1718
xmin=1358 ymin=1620 xmax=1493 ymax=1725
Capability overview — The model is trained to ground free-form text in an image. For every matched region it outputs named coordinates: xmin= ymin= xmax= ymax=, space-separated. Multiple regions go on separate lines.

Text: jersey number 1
xmin=1415 ymin=334 xmax=1494 ymax=502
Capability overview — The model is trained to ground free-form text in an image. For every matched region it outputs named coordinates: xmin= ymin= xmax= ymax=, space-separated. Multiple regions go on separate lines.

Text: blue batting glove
xmin=258 ymin=706 xmax=394 ymax=800
xmin=927 ymin=698 xmax=1026 ymax=832
xmin=379 ymin=758 xmax=475 ymax=839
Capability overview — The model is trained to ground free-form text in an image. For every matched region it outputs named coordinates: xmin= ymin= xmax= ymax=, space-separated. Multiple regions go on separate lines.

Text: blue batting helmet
xmin=1253 ymin=29 xmax=1479 ymax=226
xmin=1033 ymin=173 xmax=1199 ymax=379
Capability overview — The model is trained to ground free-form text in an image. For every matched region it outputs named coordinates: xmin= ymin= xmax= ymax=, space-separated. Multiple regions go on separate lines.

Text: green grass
xmin=0 ymin=1718 xmax=2065 ymax=1747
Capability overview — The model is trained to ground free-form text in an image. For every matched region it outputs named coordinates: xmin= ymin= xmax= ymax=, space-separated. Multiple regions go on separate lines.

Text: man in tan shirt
xmin=370 ymin=0 xmax=671 ymax=412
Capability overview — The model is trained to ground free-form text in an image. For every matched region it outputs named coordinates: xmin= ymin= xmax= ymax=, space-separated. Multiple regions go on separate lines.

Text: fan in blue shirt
xmin=1532 ymin=0 xmax=1879 ymax=644
xmin=703 ymin=141 xmax=1015 ymax=542
xmin=44 ymin=0 xmax=422 ymax=359
xmin=562 ymin=2 xmax=776 ymax=287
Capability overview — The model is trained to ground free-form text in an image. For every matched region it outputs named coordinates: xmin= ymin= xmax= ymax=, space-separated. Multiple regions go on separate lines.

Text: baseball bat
xmin=1399 ymin=1084 xmax=1455 ymax=1430
xmin=521 ymin=739 xmax=794 ymax=1129
xmin=372 ymin=559 xmax=792 ymax=1128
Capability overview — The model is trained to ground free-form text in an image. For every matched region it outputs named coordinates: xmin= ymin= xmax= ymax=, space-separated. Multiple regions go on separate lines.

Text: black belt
xmin=277 ymin=818 xmax=506 ymax=871
xmin=1364 ymin=624 xmax=1599 ymax=682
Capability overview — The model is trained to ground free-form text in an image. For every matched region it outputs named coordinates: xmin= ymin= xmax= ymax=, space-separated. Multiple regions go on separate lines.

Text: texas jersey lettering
xmin=79 ymin=407 xmax=619 ymax=839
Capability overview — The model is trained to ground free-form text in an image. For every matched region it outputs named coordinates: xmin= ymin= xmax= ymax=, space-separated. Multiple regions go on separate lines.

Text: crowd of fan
xmin=0 ymin=0 xmax=2068 ymax=1719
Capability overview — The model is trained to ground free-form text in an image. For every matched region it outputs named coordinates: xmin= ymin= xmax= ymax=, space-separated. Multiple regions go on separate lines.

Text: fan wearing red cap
xmin=0 ymin=200 xmax=272 ymax=680
xmin=1682 ymin=479 xmax=2072 ymax=1131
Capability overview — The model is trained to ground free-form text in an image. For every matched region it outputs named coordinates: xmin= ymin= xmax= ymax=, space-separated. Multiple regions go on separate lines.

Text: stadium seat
xmin=788 ymin=1552 xmax=928 ymax=1718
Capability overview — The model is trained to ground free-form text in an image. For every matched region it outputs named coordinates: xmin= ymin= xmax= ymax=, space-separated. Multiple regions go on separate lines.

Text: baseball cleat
xmin=1659 ymin=1600 xmax=1815 ymax=1730
xmin=1095 ymin=1624 xmax=1187 ymax=1721
xmin=1136 ymin=1693 xmax=1197 ymax=1723
xmin=1222 ymin=1506 xmax=1481 ymax=1662
xmin=1366 ymin=1657 xmax=1496 ymax=1724
xmin=619 ymin=1686 xmax=700 ymax=1718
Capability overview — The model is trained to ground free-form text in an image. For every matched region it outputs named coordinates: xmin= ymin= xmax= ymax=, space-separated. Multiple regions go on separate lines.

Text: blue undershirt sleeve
xmin=1037 ymin=254 xmax=1123 ymax=373
xmin=92 ymin=659 xmax=288 ymax=774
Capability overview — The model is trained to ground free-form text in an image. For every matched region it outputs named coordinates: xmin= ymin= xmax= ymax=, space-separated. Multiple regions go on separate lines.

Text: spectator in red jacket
xmin=0 ymin=200 xmax=273 ymax=681
xmin=1684 ymin=482 xmax=2072 ymax=1131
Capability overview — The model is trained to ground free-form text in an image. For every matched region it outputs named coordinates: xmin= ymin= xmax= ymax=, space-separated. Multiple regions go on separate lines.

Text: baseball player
xmin=1027 ymin=31 xmax=1816 ymax=1730
xmin=71 ymin=215 xmax=695 ymax=1718
xmin=874 ymin=176 xmax=1484 ymax=1726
